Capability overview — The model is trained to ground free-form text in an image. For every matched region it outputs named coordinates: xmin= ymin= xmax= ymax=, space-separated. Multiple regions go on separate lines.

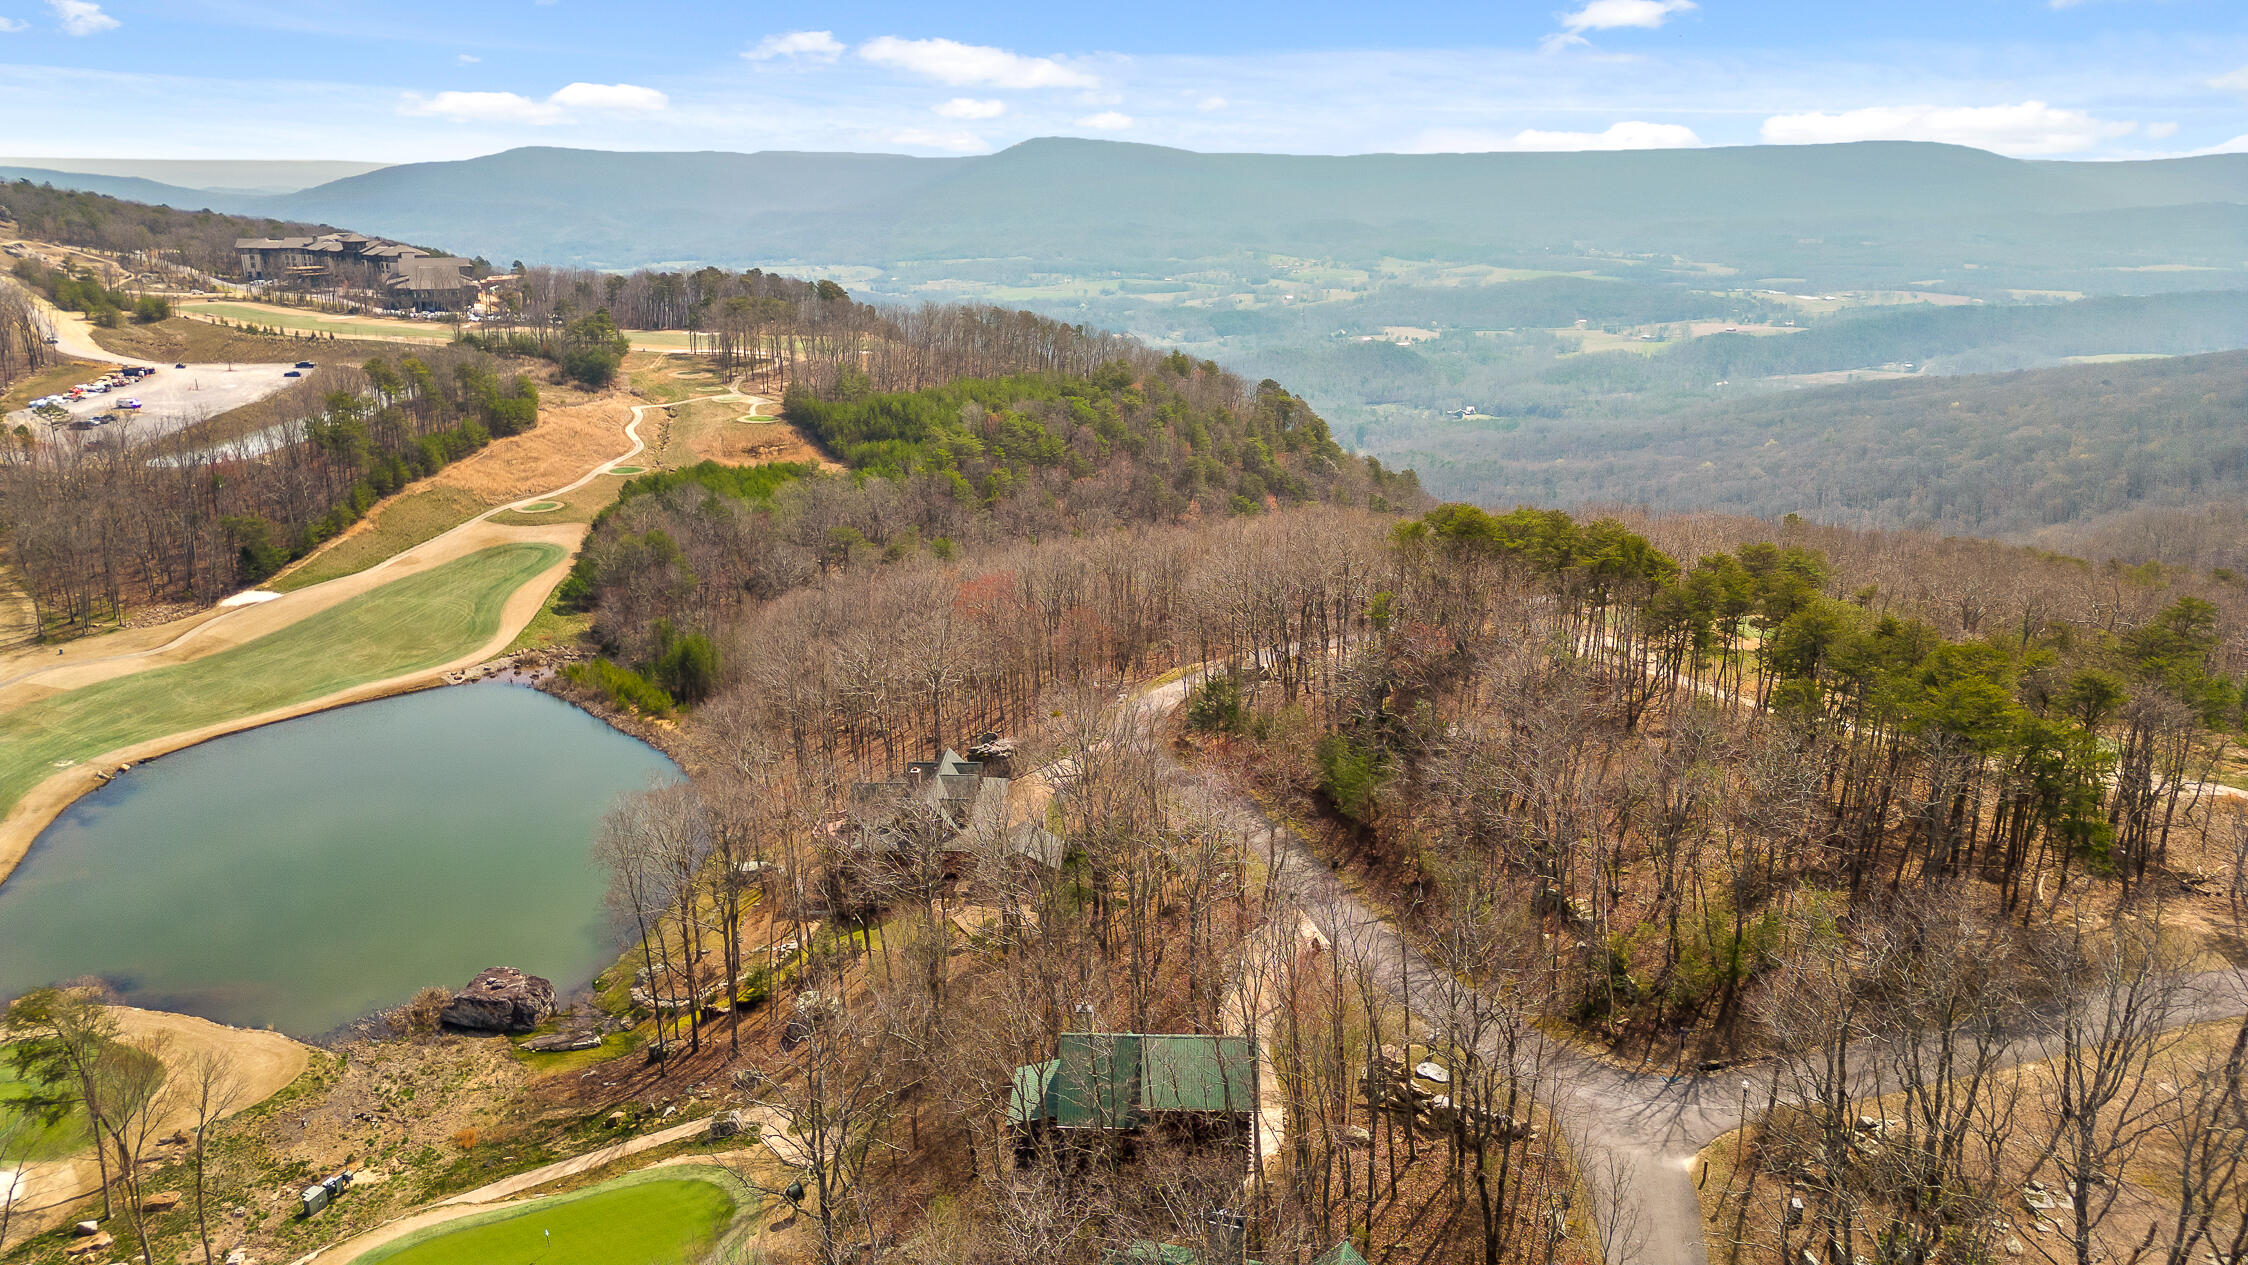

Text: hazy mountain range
xmin=6 ymin=139 xmax=2247 ymax=293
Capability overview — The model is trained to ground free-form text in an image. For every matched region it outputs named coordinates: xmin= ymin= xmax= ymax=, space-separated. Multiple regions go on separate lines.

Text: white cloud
xmin=1196 ymin=95 xmax=1229 ymax=111
xmin=2146 ymin=121 xmax=2178 ymax=140
xmin=399 ymin=82 xmax=667 ymax=125
xmin=859 ymin=36 xmax=1096 ymax=90
xmin=933 ymin=97 xmax=1005 ymax=119
xmin=1561 ymin=0 xmax=1697 ymax=33
xmin=1075 ymin=111 xmax=1134 ymax=131
xmin=548 ymin=81 xmax=668 ymax=112
xmin=48 ymin=0 xmax=117 ymax=35
xmin=2198 ymin=133 xmax=2248 ymax=155
xmin=0 ymin=16 xmax=26 ymax=32
xmin=400 ymin=91 xmax=560 ymax=124
xmin=744 ymin=30 xmax=843 ymax=63
xmin=1760 ymin=101 xmax=2135 ymax=156
xmin=457 ymin=53 xmax=480 ymax=64
xmin=1411 ymin=120 xmax=1703 ymax=152
xmin=2211 ymin=65 xmax=2248 ymax=95
xmin=1545 ymin=0 xmax=1694 ymax=49
xmin=882 ymin=127 xmax=988 ymax=153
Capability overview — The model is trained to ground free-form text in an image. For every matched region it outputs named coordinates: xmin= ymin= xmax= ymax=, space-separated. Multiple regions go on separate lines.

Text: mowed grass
xmin=271 ymin=486 xmax=494 ymax=592
xmin=0 ymin=543 xmax=563 ymax=817
xmin=354 ymin=1172 xmax=739 ymax=1265
xmin=0 ymin=1044 xmax=91 ymax=1161
xmin=180 ymin=303 xmax=697 ymax=352
xmin=88 ymin=315 xmax=407 ymax=364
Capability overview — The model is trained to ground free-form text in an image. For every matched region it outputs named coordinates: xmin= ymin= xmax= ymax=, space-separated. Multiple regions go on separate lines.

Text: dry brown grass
xmin=425 ymin=385 xmax=638 ymax=504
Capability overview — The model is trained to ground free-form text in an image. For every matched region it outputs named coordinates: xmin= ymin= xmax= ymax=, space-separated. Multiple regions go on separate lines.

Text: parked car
xmin=283 ymin=370 xmax=301 ymax=377
xmin=174 ymin=362 xmax=187 ymax=369
xmin=120 ymin=399 xmax=141 ymax=409
xmin=294 ymin=360 xmax=316 ymax=369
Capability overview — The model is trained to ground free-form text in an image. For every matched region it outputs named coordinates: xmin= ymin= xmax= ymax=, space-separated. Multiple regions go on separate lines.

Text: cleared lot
xmin=18 ymin=362 xmax=315 ymax=444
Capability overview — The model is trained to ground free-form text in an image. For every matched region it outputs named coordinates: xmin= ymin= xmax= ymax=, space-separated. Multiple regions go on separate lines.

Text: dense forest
xmin=562 ymin=350 xmax=1417 ymax=704
xmin=1374 ymin=349 xmax=2248 ymax=539
xmin=550 ymin=486 xmax=2248 ymax=1265
xmin=0 ymin=347 xmax=538 ymax=626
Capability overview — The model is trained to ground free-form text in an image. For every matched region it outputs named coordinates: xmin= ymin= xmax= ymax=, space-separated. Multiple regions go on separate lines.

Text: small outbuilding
xmin=1010 ymin=1032 xmax=1256 ymax=1139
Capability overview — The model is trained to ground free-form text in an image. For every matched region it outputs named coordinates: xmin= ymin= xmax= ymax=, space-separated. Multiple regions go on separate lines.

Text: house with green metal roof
xmin=1010 ymin=1032 xmax=1256 ymax=1144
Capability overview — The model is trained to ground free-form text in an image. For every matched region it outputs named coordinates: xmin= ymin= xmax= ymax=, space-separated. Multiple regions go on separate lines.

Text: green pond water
xmin=0 ymin=684 xmax=677 ymax=1036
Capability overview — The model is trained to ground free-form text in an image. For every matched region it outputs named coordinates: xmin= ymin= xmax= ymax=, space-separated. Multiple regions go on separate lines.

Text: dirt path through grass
xmin=0 ymin=378 xmax=756 ymax=886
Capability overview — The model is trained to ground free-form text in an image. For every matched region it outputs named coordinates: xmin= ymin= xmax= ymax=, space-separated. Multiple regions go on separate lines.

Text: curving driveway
xmin=1133 ymin=669 xmax=2248 ymax=1265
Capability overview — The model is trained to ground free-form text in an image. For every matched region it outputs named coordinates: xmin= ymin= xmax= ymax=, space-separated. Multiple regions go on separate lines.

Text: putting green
xmin=606 ymin=466 xmax=646 ymax=476
xmin=513 ymin=501 xmax=564 ymax=513
xmin=352 ymin=1171 xmax=741 ymax=1265
xmin=0 ymin=543 xmax=564 ymax=819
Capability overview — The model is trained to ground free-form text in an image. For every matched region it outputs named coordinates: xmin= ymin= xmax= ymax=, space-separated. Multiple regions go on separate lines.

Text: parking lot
xmin=14 ymin=361 xmax=317 ymax=446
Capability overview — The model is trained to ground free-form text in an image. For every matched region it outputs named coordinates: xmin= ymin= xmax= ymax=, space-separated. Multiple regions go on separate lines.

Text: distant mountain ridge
xmin=0 ymin=158 xmax=386 ymax=195
xmin=7 ymin=139 xmax=2246 ymax=288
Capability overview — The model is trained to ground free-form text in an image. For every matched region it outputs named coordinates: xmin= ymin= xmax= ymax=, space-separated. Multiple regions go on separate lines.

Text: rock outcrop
xmin=440 ymin=967 xmax=556 ymax=1033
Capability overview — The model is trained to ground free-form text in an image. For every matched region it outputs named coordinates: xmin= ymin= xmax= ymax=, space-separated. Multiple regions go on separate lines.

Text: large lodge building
xmin=232 ymin=232 xmax=476 ymax=309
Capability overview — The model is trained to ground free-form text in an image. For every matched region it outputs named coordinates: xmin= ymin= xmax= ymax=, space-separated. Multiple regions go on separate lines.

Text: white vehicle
xmin=120 ymin=399 xmax=142 ymax=409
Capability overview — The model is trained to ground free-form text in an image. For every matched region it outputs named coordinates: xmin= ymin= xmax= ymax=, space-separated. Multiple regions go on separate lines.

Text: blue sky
xmin=0 ymin=0 xmax=2243 ymax=162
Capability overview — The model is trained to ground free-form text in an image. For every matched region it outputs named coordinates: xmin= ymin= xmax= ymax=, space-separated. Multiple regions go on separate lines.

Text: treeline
xmin=0 ymin=348 xmax=538 ymax=626
xmin=505 ymin=263 xmax=845 ymax=333
xmin=561 ymin=357 xmax=1419 ymax=692
xmin=0 ymin=179 xmax=335 ymax=276
xmin=460 ymin=308 xmax=632 ymax=388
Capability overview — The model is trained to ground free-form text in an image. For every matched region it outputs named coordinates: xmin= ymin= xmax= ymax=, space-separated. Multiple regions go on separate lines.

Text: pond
xmin=0 ymin=683 xmax=677 ymax=1037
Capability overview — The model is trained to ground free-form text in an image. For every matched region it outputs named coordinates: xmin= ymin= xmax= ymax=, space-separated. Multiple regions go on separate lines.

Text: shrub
xmin=132 ymin=295 xmax=171 ymax=323
xmin=564 ymin=658 xmax=674 ymax=717
xmin=1315 ymin=731 xmax=1384 ymax=824
xmin=391 ymin=985 xmax=453 ymax=1039
xmin=1186 ymin=674 xmax=1247 ymax=734
xmin=652 ymin=626 xmax=721 ymax=705
xmin=560 ymin=346 xmax=621 ymax=388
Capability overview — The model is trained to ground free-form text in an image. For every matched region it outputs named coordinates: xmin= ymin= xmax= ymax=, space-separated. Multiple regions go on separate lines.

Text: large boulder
xmin=440 ymin=967 xmax=556 ymax=1033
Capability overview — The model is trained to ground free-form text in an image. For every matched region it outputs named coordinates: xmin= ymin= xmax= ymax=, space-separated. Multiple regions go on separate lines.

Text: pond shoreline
xmin=0 ymin=543 xmax=578 ymax=892
xmin=0 ymin=680 xmax=678 ymax=1036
